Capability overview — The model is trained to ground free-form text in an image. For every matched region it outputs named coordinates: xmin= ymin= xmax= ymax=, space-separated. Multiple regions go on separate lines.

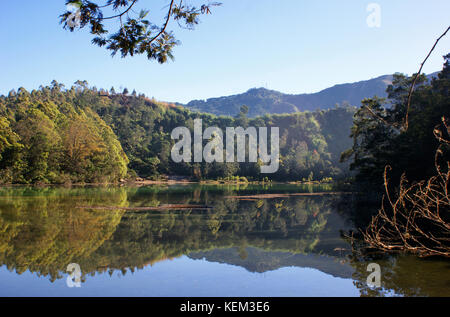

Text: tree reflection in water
xmin=0 ymin=184 xmax=448 ymax=296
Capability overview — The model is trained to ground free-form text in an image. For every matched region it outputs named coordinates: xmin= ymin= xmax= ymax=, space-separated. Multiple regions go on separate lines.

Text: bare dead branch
xmin=404 ymin=26 xmax=450 ymax=131
xmin=363 ymin=118 xmax=450 ymax=257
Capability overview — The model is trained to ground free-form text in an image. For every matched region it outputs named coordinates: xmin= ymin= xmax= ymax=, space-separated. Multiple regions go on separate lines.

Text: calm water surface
xmin=0 ymin=184 xmax=448 ymax=297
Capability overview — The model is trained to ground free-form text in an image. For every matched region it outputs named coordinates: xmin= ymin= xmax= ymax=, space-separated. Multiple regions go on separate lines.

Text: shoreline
xmin=0 ymin=179 xmax=339 ymax=187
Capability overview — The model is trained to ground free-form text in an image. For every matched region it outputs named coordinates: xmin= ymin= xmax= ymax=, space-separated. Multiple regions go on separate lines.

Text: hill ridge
xmin=184 ymin=72 xmax=439 ymax=117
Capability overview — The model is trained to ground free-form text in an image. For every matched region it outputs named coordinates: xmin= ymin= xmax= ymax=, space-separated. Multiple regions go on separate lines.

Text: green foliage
xmin=0 ymin=79 xmax=356 ymax=183
xmin=60 ymin=0 xmax=221 ymax=63
xmin=0 ymin=82 xmax=128 ymax=184
xmin=258 ymin=109 xmax=355 ymax=181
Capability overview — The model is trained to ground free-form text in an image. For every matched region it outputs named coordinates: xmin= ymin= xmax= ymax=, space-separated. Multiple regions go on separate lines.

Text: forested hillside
xmin=84 ymin=88 xmax=356 ymax=182
xmin=0 ymin=82 xmax=356 ymax=184
xmin=0 ymin=82 xmax=128 ymax=184
xmin=185 ymin=73 xmax=438 ymax=117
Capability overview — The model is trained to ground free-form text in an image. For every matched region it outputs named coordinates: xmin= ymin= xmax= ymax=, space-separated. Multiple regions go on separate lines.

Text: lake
xmin=0 ymin=184 xmax=448 ymax=297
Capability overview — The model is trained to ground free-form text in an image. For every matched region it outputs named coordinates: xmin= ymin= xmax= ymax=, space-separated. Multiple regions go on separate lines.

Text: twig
xmin=404 ymin=26 xmax=450 ymax=131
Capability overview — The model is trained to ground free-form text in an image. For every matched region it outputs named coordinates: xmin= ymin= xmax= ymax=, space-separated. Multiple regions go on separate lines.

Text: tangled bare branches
xmin=363 ymin=117 xmax=450 ymax=257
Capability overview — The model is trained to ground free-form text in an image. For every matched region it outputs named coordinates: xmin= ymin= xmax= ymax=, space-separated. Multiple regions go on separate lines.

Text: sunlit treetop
xmin=60 ymin=0 xmax=221 ymax=63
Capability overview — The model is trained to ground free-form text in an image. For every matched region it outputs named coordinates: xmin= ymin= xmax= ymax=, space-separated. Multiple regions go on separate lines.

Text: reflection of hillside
xmin=189 ymin=247 xmax=354 ymax=278
xmin=0 ymin=186 xmax=347 ymax=280
xmin=85 ymin=193 xmax=353 ymax=275
xmin=0 ymin=187 xmax=127 ymax=281
xmin=1 ymin=185 xmax=445 ymax=297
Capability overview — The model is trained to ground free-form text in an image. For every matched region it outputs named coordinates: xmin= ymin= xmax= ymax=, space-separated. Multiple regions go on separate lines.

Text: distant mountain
xmin=184 ymin=72 xmax=439 ymax=117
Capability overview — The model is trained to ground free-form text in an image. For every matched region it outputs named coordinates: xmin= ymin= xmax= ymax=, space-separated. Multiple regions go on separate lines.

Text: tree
xmin=341 ymin=54 xmax=450 ymax=189
xmin=340 ymin=96 xmax=395 ymax=186
xmin=235 ymin=105 xmax=249 ymax=128
xmin=60 ymin=0 xmax=221 ymax=63
xmin=62 ymin=118 xmax=102 ymax=174
xmin=0 ymin=117 xmax=23 ymax=182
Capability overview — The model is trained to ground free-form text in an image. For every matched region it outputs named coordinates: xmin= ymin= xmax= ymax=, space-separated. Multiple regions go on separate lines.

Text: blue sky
xmin=0 ymin=0 xmax=449 ymax=103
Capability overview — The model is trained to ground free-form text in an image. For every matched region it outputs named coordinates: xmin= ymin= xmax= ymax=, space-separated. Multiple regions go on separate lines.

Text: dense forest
xmin=0 ymin=81 xmax=355 ymax=184
xmin=0 ymin=56 xmax=447 ymax=189
xmin=0 ymin=83 xmax=129 ymax=184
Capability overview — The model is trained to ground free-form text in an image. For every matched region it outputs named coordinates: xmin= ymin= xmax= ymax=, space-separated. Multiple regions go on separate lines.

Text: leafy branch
xmin=60 ymin=0 xmax=221 ymax=63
